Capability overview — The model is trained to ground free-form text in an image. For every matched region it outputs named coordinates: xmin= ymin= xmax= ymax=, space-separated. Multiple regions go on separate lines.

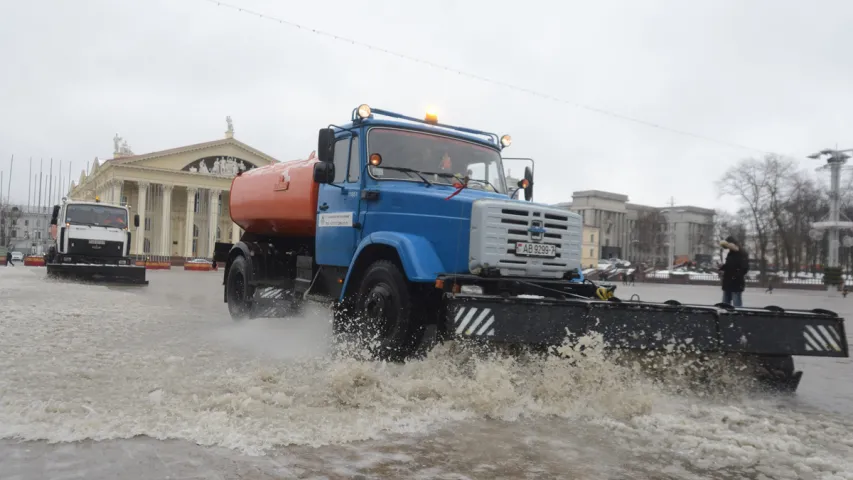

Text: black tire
xmin=752 ymin=355 xmax=801 ymax=393
xmin=353 ymin=260 xmax=424 ymax=362
xmin=226 ymin=255 xmax=254 ymax=320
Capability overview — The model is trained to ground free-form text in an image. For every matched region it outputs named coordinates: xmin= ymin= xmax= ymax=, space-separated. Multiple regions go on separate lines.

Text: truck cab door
xmin=315 ymin=135 xmax=362 ymax=267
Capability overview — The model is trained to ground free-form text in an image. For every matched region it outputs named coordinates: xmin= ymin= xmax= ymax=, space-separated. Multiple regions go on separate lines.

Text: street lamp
xmin=807 ymin=147 xmax=853 ymax=268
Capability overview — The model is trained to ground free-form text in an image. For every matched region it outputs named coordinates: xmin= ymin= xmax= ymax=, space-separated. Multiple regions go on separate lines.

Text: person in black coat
xmin=719 ymin=236 xmax=749 ymax=307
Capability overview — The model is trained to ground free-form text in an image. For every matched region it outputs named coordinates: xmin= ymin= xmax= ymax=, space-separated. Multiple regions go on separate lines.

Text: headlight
xmin=460 ymin=285 xmax=483 ymax=295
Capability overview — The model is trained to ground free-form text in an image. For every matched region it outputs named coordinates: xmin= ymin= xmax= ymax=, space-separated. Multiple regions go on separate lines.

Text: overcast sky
xmin=1 ymin=0 xmax=852 ymax=211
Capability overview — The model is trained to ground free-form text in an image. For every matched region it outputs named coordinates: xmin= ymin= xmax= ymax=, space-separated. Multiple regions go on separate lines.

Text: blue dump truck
xmin=216 ymin=104 xmax=848 ymax=392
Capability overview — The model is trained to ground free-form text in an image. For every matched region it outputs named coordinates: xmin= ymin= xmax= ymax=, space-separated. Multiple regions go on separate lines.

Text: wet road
xmin=0 ymin=268 xmax=851 ymax=479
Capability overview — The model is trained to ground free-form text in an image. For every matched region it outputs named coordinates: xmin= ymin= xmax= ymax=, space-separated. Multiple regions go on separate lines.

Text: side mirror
xmin=134 ymin=214 xmax=140 ymax=228
xmin=313 ymin=161 xmax=335 ymax=184
xmin=317 ymin=128 xmax=336 ymax=163
xmin=522 ymin=166 xmax=534 ymax=201
xmin=50 ymin=205 xmax=60 ymax=226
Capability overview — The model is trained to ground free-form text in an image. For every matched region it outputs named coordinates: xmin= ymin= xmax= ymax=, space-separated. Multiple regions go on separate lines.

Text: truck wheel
xmin=754 ymin=354 xmax=800 ymax=393
xmin=226 ymin=255 xmax=254 ymax=320
xmin=355 ymin=260 xmax=423 ymax=362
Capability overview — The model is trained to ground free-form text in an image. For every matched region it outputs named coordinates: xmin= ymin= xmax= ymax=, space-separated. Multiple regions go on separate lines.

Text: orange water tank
xmin=229 ymin=155 xmax=320 ymax=237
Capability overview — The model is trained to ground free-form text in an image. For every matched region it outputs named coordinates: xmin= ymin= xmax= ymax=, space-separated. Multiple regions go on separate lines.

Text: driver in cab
xmin=433 ymin=151 xmax=494 ymax=192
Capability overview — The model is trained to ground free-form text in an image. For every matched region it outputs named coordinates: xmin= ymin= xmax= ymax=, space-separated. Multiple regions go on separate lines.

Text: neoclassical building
xmin=68 ymin=121 xmax=278 ymax=259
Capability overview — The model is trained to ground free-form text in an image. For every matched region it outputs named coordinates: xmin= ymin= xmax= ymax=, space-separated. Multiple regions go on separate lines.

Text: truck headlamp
xmin=357 ymin=104 xmax=372 ymax=119
xmin=500 ymin=134 xmax=512 ymax=147
xmin=460 ymin=285 xmax=483 ymax=295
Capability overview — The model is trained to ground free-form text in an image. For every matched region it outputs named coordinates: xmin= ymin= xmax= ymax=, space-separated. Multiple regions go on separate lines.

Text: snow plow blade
xmin=445 ymin=295 xmax=848 ymax=358
xmin=46 ymin=263 xmax=149 ymax=285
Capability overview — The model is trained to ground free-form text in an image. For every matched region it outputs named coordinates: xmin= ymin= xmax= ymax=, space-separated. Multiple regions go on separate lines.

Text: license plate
xmin=515 ymin=242 xmax=556 ymax=257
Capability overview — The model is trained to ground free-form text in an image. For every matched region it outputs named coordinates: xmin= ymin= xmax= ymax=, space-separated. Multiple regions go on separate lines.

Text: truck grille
xmin=469 ymin=200 xmax=582 ymax=278
xmin=67 ymin=239 xmax=125 ymax=258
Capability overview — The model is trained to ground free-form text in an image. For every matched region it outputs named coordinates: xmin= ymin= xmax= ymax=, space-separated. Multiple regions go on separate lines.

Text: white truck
xmin=46 ymin=198 xmax=148 ymax=285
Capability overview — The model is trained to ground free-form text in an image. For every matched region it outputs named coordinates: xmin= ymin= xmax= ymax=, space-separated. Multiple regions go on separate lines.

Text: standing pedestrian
xmin=719 ymin=236 xmax=748 ymax=307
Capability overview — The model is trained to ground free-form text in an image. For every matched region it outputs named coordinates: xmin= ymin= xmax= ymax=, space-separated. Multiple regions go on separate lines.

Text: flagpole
xmin=57 ymin=159 xmax=62 ymax=204
xmin=38 ymin=159 xmax=43 ymax=213
xmin=48 ymin=158 xmax=53 ymax=209
xmin=27 ymin=157 xmax=32 ymax=213
xmin=6 ymin=155 xmax=13 ymax=205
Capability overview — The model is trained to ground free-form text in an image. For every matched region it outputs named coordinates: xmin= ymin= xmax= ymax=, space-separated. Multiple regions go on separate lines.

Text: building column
xmin=160 ymin=184 xmax=173 ymax=256
xmin=110 ymin=179 xmax=124 ymax=206
xmin=207 ymin=189 xmax=220 ymax=258
xmin=231 ymin=221 xmax=241 ymax=244
xmin=136 ymin=181 xmax=149 ymax=255
xmin=184 ymin=187 xmax=197 ymax=258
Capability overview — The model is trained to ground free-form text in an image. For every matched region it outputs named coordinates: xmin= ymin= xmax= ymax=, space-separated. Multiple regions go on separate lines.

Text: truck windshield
xmin=65 ymin=204 xmax=128 ymax=228
xmin=367 ymin=127 xmax=507 ymax=194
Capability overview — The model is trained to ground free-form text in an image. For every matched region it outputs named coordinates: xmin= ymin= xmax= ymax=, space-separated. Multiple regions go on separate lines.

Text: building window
xmin=10 ymin=229 xmax=16 ymax=238
xmin=24 ymin=220 xmax=29 ymax=226
xmin=194 ymin=191 xmax=200 ymax=213
xmin=121 ymin=195 xmax=128 ymax=206
xmin=145 ymin=217 xmax=152 ymax=231
xmin=590 ymin=233 xmax=595 ymax=243
xmin=143 ymin=238 xmax=150 ymax=253
xmin=216 ymin=226 xmax=221 ymax=241
xmin=590 ymin=248 xmax=594 ymax=257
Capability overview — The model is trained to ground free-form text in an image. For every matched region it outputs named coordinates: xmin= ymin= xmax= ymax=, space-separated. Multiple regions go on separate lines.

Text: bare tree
xmin=762 ymin=155 xmax=799 ymax=276
xmin=633 ymin=209 xmax=665 ymax=264
xmin=718 ymin=156 xmax=775 ymax=277
xmin=714 ymin=209 xmax=747 ymax=263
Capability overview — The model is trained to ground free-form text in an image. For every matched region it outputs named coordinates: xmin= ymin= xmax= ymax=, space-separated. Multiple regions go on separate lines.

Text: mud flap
xmin=246 ymin=286 xmax=303 ymax=318
xmin=46 ymin=263 xmax=149 ymax=285
xmin=443 ymin=295 xmax=849 ymax=358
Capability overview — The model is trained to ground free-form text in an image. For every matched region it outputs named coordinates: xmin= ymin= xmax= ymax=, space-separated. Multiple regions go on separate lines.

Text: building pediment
xmin=108 ymin=137 xmax=278 ymax=172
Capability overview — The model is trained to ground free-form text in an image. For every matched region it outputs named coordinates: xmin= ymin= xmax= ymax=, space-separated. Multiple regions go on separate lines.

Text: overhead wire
xmin=201 ymin=0 xmax=775 ymax=155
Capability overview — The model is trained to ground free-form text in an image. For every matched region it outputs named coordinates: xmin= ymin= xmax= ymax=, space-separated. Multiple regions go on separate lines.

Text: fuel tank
xmin=229 ymin=155 xmax=320 ymax=237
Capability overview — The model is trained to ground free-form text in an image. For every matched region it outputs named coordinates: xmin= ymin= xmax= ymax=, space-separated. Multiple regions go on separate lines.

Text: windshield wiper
xmin=372 ymin=166 xmax=434 ymax=186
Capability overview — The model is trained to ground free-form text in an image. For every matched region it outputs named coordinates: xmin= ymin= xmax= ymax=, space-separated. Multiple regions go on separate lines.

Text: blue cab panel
xmin=312 ymin=106 xmax=573 ymax=297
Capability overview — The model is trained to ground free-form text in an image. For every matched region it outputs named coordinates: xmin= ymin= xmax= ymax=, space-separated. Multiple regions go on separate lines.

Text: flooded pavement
xmin=0 ymin=268 xmax=851 ymax=479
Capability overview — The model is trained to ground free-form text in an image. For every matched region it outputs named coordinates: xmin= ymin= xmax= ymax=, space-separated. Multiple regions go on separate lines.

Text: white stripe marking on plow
xmin=815 ymin=325 xmax=842 ymax=352
xmin=803 ymin=327 xmax=824 ymax=351
xmin=456 ymin=308 xmax=478 ymax=334
xmin=465 ymin=309 xmax=491 ymax=335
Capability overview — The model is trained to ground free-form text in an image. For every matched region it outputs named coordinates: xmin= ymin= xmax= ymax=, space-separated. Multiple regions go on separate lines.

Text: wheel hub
xmin=364 ymin=284 xmax=393 ymax=336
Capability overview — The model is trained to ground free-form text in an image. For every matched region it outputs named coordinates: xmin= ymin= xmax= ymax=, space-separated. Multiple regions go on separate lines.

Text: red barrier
xmin=24 ymin=256 xmax=46 ymax=267
xmin=184 ymin=262 xmax=218 ymax=271
xmin=134 ymin=261 xmax=172 ymax=270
